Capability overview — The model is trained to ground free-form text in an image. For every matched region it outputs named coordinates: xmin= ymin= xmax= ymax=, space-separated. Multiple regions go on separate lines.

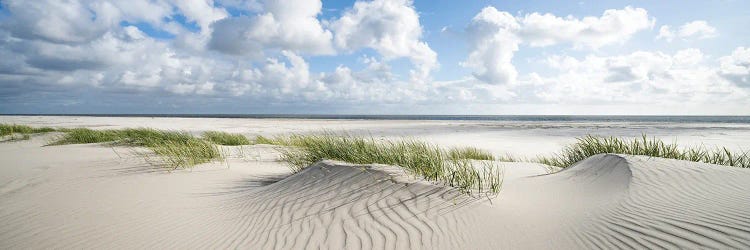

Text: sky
xmin=0 ymin=0 xmax=749 ymax=115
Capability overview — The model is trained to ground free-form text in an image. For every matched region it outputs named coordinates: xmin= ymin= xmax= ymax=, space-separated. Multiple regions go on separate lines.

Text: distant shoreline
xmin=2 ymin=114 xmax=750 ymax=123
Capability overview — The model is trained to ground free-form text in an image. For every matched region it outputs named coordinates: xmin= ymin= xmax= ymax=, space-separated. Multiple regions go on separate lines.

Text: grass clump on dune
xmin=273 ymin=133 xmax=503 ymax=194
xmin=202 ymin=131 xmax=251 ymax=145
xmin=538 ymin=135 xmax=750 ymax=168
xmin=0 ymin=124 xmax=56 ymax=136
xmin=0 ymin=124 xmax=57 ymax=142
xmin=448 ymin=147 xmax=495 ymax=161
xmin=50 ymin=128 xmax=221 ymax=169
xmin=254 ymin=135 xmax=281 ymax=145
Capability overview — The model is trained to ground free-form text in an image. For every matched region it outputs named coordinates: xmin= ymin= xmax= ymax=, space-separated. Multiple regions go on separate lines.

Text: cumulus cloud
xmin=520 ymin=6 xmax=653 ymax=48
xmin=0 ymin=0 xmax=746 ymax=114
xmin=461 ymin=7 xmax=521 ymax=86
xmin=462 ymin=6 xmax=654 ymax=85
xmin=0 ymin=0 xmax=234 ymax=45
xmin=719 ymin=47 xmax=750 ymax=87
xmin=208 ymin=0 xmax=334 ymax=57
xmin=0 ymin=0 xmax=120 ymax=44
xmin=171 ymin=0 xmax=229 ymax=34
xmin=0 ymin=0 xmax=445 ymax=109
xmin=330 ymin=0 xmax=437 ymax=83
xmin=528 ymin=48 xmax=744 ymax=104
xmin=657 ymin=20 xmax=717 ymax=42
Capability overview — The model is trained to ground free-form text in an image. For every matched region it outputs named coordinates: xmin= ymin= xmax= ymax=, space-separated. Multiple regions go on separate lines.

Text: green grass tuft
xmin=448 ymin=147 xmax=495 ymax=161
xmin=254 ymin=135 xmax=280 ymax=145
xmin=537 ymin=134 xmax=750 ymax=168
xmin=50 ymin=128 xmax=221 ymax=169
xmin=273 ymin=133 xmax=503 ymax=194
xmin=0 ymin=124 xmax=56 ymax=136
xmin=202 ymin=131 xmax=251 ymax=145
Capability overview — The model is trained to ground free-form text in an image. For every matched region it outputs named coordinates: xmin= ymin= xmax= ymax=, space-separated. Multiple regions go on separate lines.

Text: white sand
xmin=3 ymin=115 xmax=750 ymax=158
xmin=2 ymin=118 xmax=750 ymax=248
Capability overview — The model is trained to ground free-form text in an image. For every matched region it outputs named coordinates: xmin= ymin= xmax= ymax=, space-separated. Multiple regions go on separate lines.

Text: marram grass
xmin=50 ymin=128 xmax=221 ymax=169
xmin=448 ymin=147 xmax=495 ymax=161
xmin=202 ymin=131 xmax=251 ymax=145
xmin=537 ymin=135 xmax=750 ymax=168
xmin=270 ymin=133 xmax=503 ymax=194
xmin=254 ymin=135 xmax=281 ymax=145
xmin=0 ymin=124 xmax=56 ymax=138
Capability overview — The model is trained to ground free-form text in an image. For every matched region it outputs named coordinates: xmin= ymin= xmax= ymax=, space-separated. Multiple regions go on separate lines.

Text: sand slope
xmin=490 ymin=154 xmax=750 ymax=248
xmin=216 ymin=154 xmax=750 ymax=249
xmin=1 ymin=135 xmax=750 ymax=249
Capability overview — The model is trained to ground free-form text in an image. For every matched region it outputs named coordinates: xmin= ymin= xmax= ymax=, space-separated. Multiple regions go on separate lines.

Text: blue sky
xmin=0 ymin=0 xmax=749 ymax=115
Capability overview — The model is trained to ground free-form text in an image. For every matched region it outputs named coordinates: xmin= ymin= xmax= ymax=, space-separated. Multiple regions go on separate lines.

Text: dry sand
xmin=3 ymin=115 xmax=750 ymax=158
xmin=1 ymin=118 xmax=750 ymax=249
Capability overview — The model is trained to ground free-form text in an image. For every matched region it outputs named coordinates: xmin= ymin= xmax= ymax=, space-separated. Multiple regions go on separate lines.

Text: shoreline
xmin=2 ymin=114 xmax=750 ymax=123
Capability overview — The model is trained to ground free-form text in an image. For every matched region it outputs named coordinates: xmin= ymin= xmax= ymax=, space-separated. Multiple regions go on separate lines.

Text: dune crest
xmin=219 ymin=161 xmax=481 ymax=249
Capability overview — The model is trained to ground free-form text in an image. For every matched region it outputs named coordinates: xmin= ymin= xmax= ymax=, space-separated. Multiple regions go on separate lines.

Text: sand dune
xmin=491 ymin=154 xmax=750 ymax=248
xmin=210 ymin=154 xmax=750 ymax=249
xmin=1 ymin=134 xmax=750 ymax=249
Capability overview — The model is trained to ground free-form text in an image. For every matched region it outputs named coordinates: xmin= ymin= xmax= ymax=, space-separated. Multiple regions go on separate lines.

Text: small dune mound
xmin=220 ymin=161 xmax=484 ymax=249
xmin=577 ymin=154 xmax=750 ymax=248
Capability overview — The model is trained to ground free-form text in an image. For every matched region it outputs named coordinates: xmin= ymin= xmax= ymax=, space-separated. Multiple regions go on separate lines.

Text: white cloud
xmin=256 ymin=50 xmax=316 ymax=95
xmin=679 ymin=20 xmax=718 ymax=39
xmin=0 ymin=0 xmax=420 ymax=106
xmin=528 ymin=48 xmax=744 ymax=104
xmin=331 ymin=0 xmax=437 ymax=83
xmin=208 ymin=0 xmax=334 ymax=57
xmin=0 ymin=0 xmax=437 ymax=107
xmin=171 ymin=0 xmax=228 ymax=34
xmin=0 ymin=1 xmax=746 ymax=114
xmin=657 ymin=20 xmax=717 ymax=42
xmin=0 ymin=0 xmax=120 ymax=44
xmin=463 ymin=6 xmax=654 ymax=85
xmin=461 ymin=7 xmax=521 ymax=85
xmin=168 ymin=82 xmax=216 ymax=95
xmin=719 ymin=47 xmax=750 ymax=87
xmin=0 ymin=0 xmax=234 ymax=45
xmin=656 ymin=25 xmax=675 ymax=41
xmin=519 ymin=6 xmax=653 ymax=48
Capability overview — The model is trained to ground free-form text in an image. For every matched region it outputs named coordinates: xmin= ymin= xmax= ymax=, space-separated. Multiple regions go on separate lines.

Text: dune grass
xmin=271 ymin=133 xmax=503 ymax=194
xmin=0 ymin=124 xmax=56 ymax=137
xmin=448 ymin=147 xmax=495 ymax=161
xmin=537 ymin=135 xmax=750 ymax=168
xmin=202 ymin=131 xmax=251 ymax=145
xmin=254 ymin=135 xmax=279 ymax=145
xmin=50 ymin=128 xmax=221 ymax=169
xmin=0 ymin=124 xmax=57 ymax=142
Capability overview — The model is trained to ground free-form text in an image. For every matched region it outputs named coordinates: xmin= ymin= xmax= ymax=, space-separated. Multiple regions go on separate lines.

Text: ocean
xmin=3 ymin=114 xmax=750 ymax=124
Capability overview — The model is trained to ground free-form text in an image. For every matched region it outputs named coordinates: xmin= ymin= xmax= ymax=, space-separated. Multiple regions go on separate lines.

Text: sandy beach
xmin=3 ymin=115 xmax=750 ymax=158
xmin=1 ymin=116 xmax=749 ymax=249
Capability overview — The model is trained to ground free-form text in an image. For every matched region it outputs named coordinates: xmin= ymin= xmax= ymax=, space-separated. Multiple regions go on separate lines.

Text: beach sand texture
xmin=1 ymin=132 xmax=749 ymax=249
